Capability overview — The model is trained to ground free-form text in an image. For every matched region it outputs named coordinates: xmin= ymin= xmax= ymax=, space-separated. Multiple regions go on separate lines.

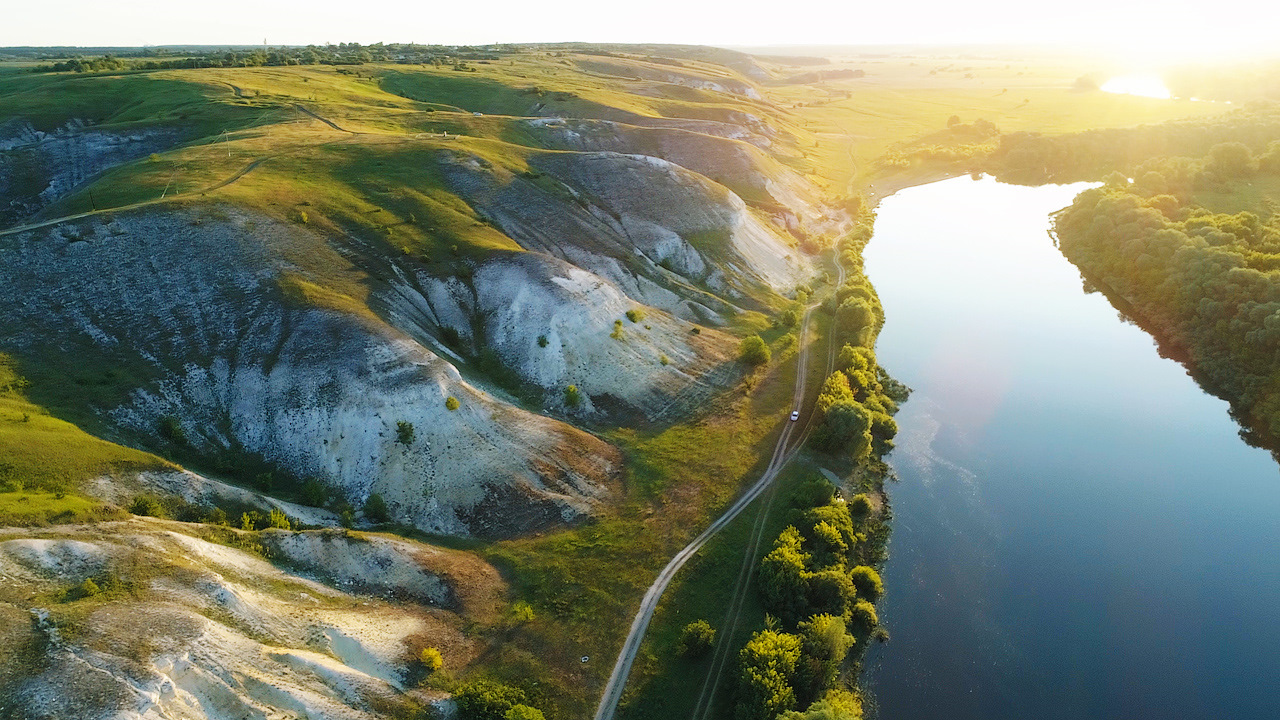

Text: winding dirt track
xmin=688 ymin=253 xmax=847 ymax=720
xmin=593 ymin=253 xmax=848 ymax=720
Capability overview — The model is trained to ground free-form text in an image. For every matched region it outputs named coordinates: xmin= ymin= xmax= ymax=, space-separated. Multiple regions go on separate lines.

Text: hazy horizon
xmin=4 ymin=0 xmax=1276 ymax=65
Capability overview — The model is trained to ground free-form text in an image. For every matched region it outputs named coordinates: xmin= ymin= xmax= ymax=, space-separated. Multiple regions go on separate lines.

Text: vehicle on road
xmin=790 ymin=410 xmax=800 ymax=421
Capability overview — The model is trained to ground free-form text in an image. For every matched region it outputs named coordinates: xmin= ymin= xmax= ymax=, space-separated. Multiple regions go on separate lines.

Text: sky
xmin=2 ymin=0 xmax=1273 ymax=63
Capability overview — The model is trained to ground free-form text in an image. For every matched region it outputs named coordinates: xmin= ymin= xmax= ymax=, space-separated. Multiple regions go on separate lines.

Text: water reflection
xmin=862 ymin=176 xmax=1280 ymax=720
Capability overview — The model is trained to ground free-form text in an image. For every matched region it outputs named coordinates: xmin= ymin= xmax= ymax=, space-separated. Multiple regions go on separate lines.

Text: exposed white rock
xmin=0 ymin=209 xmax=619 ymax=538
xmin=0 ymin=521 xmax=496 ymax=720
xmin=404 ymin=252 xmax=736 ymax=417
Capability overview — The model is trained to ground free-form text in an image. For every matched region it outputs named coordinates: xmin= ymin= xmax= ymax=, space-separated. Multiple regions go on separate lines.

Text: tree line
xmin=813 ymin=213 xmax=909 ymax=462
xmin=735 ymin=481 xmax=884 ymax=720
xmin=32 ymin=43 xmax=508 ymax=73
xmin=731 ymin=210 xmax=907 ymax=720
xmin=989 ymin=102 xmax=1280 ymax=185
xmin=1053 ymin=140 xmax=1280 ymax=458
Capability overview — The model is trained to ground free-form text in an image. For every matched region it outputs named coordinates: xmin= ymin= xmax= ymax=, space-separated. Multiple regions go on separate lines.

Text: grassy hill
xmin=0 ymin=44 xmax=1234 ymax=720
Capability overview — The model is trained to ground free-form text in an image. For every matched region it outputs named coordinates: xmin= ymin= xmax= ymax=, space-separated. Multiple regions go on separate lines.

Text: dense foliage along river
xmin=861 ymin=176 xmax=1280 ymax=720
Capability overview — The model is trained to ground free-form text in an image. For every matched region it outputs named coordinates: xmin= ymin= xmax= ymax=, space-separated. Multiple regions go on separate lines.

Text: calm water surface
xmin=862 ymin=176 xmax=1280 ymax=720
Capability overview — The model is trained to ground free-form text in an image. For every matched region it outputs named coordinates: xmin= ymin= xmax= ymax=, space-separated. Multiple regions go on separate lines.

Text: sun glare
xmin=1100 ymin=74 xmax=1172 ymax=100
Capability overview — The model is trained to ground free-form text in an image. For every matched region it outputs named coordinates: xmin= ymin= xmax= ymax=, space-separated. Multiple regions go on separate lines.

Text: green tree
xmin=813 ymin=400 xmax=873 ymax=460
xmin=805 ymin=568 xmax=857 ymax=619
xmin=364 ymin=493 xmax=390 ymax=523
xmin=836 ymin=344 xmax=873 ymax=374
xmin=736 ymin=629 xmax=803 ymax=720
xmin=504 ymin=706 xmax=545 ymax=720
xmin=850 ymin=600 xmax=879 ymax=634
xmin=128 ymin=496 xmax=165 ymax=518
xmin=1258 ymin=140 xmax=1280 ymax=174
xmin=509 ymin=600 xmax=536 ymax=623
xmin=796 ymin=614 xmax=855 ymax=703
xmin=739 ymin=335 xmax=771 ymax=366
xmin=849 ymin=566 xmax=884 ymax=601
xmin=301 ymin=478 xmax=330 ymax=507
xmin=816 ymin=373 xmax=855 ymax=414
xmin=759 ymin=526 xmax=811 ymax=624
xmin=806 ymin=521 xmax=849 ymax=570
xmin=837 ymin=297 xmax=877 ymax=345
xmin=775 ymin=305 xmax=801 ymax=330
xmin=1207 ymin=141 xmax=1254 ymax=178
xmin=678 ymin=619 xmax=717 ymax=658
xmin=801 ymin=503 xmax=857 ymax=562
xmin=778 ymin=689 xmax=864 ymax=720
xmin=204 ymin=507 xmax=229 ymax=526
xmin=268 ymin=508 xmax=291 ymax=530
xmin=453 ymin=679 xmax=527 ymax=720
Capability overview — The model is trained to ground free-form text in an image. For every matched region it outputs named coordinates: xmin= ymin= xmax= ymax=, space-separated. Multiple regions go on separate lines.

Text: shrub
xmin=204 ymin=507 xmax=229 ymax=526
xmin=445 ymin=396 xmax=460 ymax=411
xmin=849 ymin=566 xmax=884 ymax=601
xmin=301 ymin=478 xmax=330 ymax=507
xmin=791 ymin=479 xmax=835 ymax=509
xmin=296 ymin=210 xmax=309 ymax=224
xmin=364 ymin=493 xmax=390 ymax=523
xmin=611 ymin=319 xmax=625 ymax=340
xmin=626 ymin=308 xmax=646 ymax=323
xmin=240 ymin=511 xmax=261 ymax=531
xmin=678 ymin=619 xmax=717 ymax=657
xmin=848 ymin=493 xmax=873 ymax=517
xmin=775 ymin=306 xmax=800 ymax=330
xmin=396 ymin=420 xmax=416 ymax=445
xmin=128 ymin=496 xmax=165 ymax=518
xmin=77 ymin=578 xmax=101 ymax=598
xmin=564 ymin=384 xmax=582 ymax=408
xmin=157 ymin=416 xmax=187 ymax=445
xmin=739 ymin=335 xmax=771 ymax=366
xmin=537 ymin=334 xmax=549 ymax=348
xmin=419 ymin=647 xmax=444 ymax=674
xmin=660 ymin=354 xmax=670 ymax=366
xmin=510 ymin=600 xmax=536 ymax=623
xmin=268 ymin=508 xmax=291 ymax=530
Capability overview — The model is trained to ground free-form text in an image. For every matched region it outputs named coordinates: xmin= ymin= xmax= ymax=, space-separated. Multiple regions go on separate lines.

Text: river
xmin=861 ymin=176 xmax=1280 ymax=720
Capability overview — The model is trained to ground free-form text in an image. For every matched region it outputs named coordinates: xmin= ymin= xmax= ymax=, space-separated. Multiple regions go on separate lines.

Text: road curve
xmin=593 ymin=299 xmax=822 ymax=720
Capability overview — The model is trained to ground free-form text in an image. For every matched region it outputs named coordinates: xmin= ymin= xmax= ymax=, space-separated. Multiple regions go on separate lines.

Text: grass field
xmin=0 ymin=355 xmax=172 ymax=493
xmin=1193 ymin=175 xmax=1280 ymax=218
